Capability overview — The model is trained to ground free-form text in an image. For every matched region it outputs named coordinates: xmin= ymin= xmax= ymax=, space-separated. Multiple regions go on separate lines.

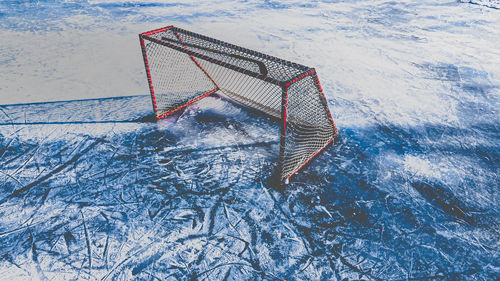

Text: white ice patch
xmin=193 ymin=96 xmax=243 ymax=118
xmin=402 ymin=155 xmax=441 ymax=178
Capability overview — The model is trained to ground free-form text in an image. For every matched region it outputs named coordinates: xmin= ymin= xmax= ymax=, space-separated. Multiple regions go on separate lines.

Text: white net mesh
xmin=140 ymin=26 xmax=338 ymax=182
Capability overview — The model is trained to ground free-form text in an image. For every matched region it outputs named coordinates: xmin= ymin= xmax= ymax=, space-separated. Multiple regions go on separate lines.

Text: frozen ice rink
xmin=0 ymin=0 xmax=499 ymax=280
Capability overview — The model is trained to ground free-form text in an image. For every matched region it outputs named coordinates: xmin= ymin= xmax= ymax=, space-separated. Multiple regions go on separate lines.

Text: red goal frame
xmin=139 ymin=25 xmax=338 ymax=184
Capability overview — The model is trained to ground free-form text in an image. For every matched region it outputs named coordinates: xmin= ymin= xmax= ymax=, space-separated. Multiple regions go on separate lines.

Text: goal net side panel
xmin=140 ymin=34 xmax=218 ymax=119
xmin=281 ymin=71 xmax=337 ymax=181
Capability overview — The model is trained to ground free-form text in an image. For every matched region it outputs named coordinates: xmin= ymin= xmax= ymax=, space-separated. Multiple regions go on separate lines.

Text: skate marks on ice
xmin=1 ymin=0 xmax=500 ymax=278
xmin=0 ymin=95 xmax=302 ymax=280
xmin=0 ymin=94 xmax=498 ymax=280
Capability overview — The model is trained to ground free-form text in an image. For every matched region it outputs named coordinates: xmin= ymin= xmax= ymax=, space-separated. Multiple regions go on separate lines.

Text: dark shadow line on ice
xmin=0 ymin=95 xmax=150 ymax=107
xmin=0 ymin=115 xmax=157 ymax=126
xmin=459 ymin=0 xmax=500 ymax=10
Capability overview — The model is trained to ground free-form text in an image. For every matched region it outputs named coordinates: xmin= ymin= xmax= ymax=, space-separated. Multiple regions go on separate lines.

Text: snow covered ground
xmin=0 ymin=0 xmax=499 ymax=280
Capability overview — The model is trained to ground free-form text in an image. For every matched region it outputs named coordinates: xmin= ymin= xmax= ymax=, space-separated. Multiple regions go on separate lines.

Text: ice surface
xmin=0 ymin=0 xmax=499 ymax=280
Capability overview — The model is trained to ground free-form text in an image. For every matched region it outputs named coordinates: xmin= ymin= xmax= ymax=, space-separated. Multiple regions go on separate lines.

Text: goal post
xmin=139 ymin=25 xmax=338 ymax=183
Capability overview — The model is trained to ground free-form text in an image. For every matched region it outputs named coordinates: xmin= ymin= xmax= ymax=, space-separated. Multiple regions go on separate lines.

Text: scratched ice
xmin=0 ymin=0 xmax=499 ymax=280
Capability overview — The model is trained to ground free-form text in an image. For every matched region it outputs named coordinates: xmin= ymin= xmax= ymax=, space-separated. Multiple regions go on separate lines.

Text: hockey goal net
xmin=139 ymin=25 xmax=338 ymax=184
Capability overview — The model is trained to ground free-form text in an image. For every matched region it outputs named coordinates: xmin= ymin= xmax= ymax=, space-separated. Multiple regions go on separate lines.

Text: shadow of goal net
xmin=139 ymin=25 xmax=338 ymax=184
